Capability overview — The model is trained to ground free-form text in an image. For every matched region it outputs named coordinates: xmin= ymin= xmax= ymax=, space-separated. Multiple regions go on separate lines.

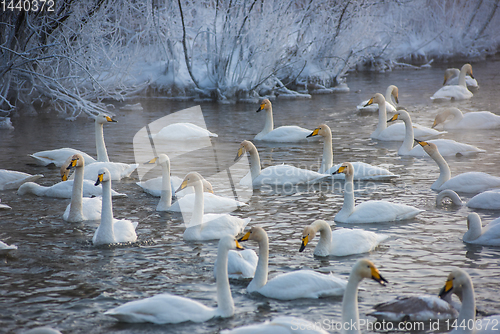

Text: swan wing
xmin=184 ymin=214 xmax=250 ymax=241
xmin=440 ymin=172 xmax=500 ymax=194
xmin=467 ymin=190 xmax=500 ymax=210
xmin=253 ymin=165 xmax=324 ymax=186
xmin=431 ymin=85 xmax=473 ymax=100
xmin=30 ymin=148 xmax=96 ymax=167
xmin=0 ymin=169 xmax=44 ymax=190
xmin=258 ymin=126 xmax=317 ymax=143
xmin=328 ymin=162 xmax=398 ymax=181
xmin=216 ymin=249 xmax=258 ymax=279
xmin=346 ymin=200 xmax=423 ymax=224
xmin=63 ymin=197 xmax=102 ymax=221
xmin=329 ymin=229 xmax=389 ymax=256
xmin=113 ymin=219 xmax=138 ymax=243
xmin=84 ymin=162 xmax=138 ymax=181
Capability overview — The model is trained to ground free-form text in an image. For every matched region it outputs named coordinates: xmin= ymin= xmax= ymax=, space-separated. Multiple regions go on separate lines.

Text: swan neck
xmin=431 ymin=151 xmax=451 ymax=189
xmin=248 ymin=148 xmax=262 ymax=181
xmin=399 ymin=116 xmax=415 ymax=154
xmin=98 ymin=180 xmax=115 ymax=243
xmin=189 ymin=181 xmax=204 ymax=227
xmin=339 ymin=173 xmax=355 ymax=218
xmin=458 ymin=68 xmax=467 ymax=87
xmin=375 ymin=103 xmax=388 ymax=134
xmin=215 ymin=245 xmax=234 ymax=317
xmin=262 ymin=109 xmax=274 ymax=135
xmin=95 ymin=121 xmax=109 ymax=162
xmin=248 ymin=235 xmax=269 ymax=291
xmin=69 ymin=166 xmax=84 ymax=220
xmin=315 ymin=221 xmax=333 ymax=253
xmin=457 ymin=281 xmax=476 ymax=332
xmin=320 ymin=131 xmax=333 ymax=173
xmin=342 ymin=273 xmax=361 ymax=334
xmin=159 ymin=163 xmax=172 ymax=208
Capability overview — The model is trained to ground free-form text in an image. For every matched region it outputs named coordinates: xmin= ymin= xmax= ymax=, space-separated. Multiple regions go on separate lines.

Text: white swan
xmin=357 ymin=85 xmax=398 ymax=112
xmin=235 ymin=140 xmax=324 ymax=187
xmin=29 ymin=114 xmax=115 ymax=166
xmin=388 ymin=111 xmax=485 ymax=157
xmin=92 ymin=168 xmax=137 ymax=246
xmin=463 ymin=213 xmax=500 ymax=246
xmin=307 ymin=124 xmax=398 ymax=180
xmin=416 ymin=140 xmax=500 ymax=192
xmin=0 ymin=239 xmax=17 ymax=253
xmin=221 ymin=316 xmax=330 ymax=334
xmin=214 ymin=248 xmax=258 ymax=279
xmin=17 ymin=178 xmax=126 ymax=199
xmin=151 ymin=122 xmax=218 ymax=141
xmin=62 ymin=154 xmax=101 ymax=222
xmin=342 ymin=259 xmax=388 ymax=334
xmin=299 ymin=220 xmax=389 ymax=256
xmin=367 ymin=93 xmax=445 ymax=141
xmin=22 ymin=327 xmax=62 ymax=334
xmin=436 ymin=189 xmax=500 ymax=210
xmin=0 ymin=169 xmax=43 ymax=190
xmin=333 ymin=162 xmax=424 ymax=223
xmin=80 ymin=161 xmax=138 ymax=181
xmin=443 ymin=68 xmax=479 ymax=89
xmin=104 ymin=235 xmax=242 ymax=323
xmin=239 ymin=226 xmax=349 ymax=300
xmin=432 ymin=107 xmax=500 ymax=130
xmin=431 ymin=64 xmax=474 ymax=101
xmin=0 ymin=199 xmax=11 ymax=210
xmin=176 ymin=172 xmax=250 ymax=241
xmin=438 ymin=268 xmax=500 ymax=334
xmin=254 ymin=99 xmax=318 ymax=142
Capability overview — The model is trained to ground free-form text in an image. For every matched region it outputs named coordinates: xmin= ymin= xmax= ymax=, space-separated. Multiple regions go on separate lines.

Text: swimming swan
xmin=62 ymin=154 xmax=101 ymax=222
xmin=367 ymin=93 xmax=444 ymax=141
xmin=221 ymin=316 xmax=330 ymax=334
xmin=214 ymin=248 xmax=258 ymax=279
xmin=235 ymin=140 xmax=324 ymax=187
xmin=104 ymin=236 xmax=242 ymax=323
xmin=238 ymin=226 xmax=349 ymax=300
xmin=151 ymin=122 xmax=218 ymax=141
xmin=92 ymin=167 xmax=137 ymax=245
xmin=0 ymin=199 xmax=11 ymax=210
xmin=29 ymin=114 xmax=116 ymax=166
xmin=443 ymin=68 xmax=478 ymax=89
xmin=333 ymin=162 xmax=424 ymax=223
xmin=254 ymin=99 xmax=318 ymax=142
xmin=432 ymin=107 xmax=500 ymax=130
xmin=342 ymin=259 xmax=388 ymax=334
xmin=0 ymin=169 xmax=43 ymax=190
xmin=437 ymin=189 xmax=500 ymax=210
xmin=431 ymin=64 xmax=474 ymax=101
xmin=17 ymin=178 xmax=126 ymax=199
xmin=176 ymin=172 xmax=250 ymax=241
xmin=307 ymin=124 xmax=398 ymax=180
xmin=0 ymin=239 xmax=17 ymax=253
xmin=463 ymin=213 xmax=500 ymax=246
xmin=416 ymin=140 xmax=500 ymax=193
xmin=438 ymin=268 xmax=500 ymax=333
xmin=387 ymin=111 xmax=485 ymax=157
xmin=357 ymin=85 xmax=398 ymax=113
xmin=299 ymin=219 xmax=389 ymax=256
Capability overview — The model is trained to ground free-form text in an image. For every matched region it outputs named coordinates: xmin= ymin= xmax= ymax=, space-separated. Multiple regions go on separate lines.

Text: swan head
xmin=332 ymin=162 xmax=353 ymax=177
xmin=443 ymin=68 xmax=460 ymax=85
xmin=94 ymin=113 xmax=117 ymax=124
xmin=61 ymin=153 xmax=85 ymax=181
xmin=307 ymin=124 xmax=331 ymax=138
xmin=256 ymin=99 xmax=272 ymax=113
xmin=145 ymin=154 xmax=170 ymax=168
xmin=94 ymin=167 xmax=111 ymax=186
xmin=299 ymin=219 xmax=329 ymax=252
xmin=238 ymin=226 xmax=267 ymax=243
xmin=219 ymin=235 xmax=245 ymax=252
xmin=388 ymin=85 xmax=399 ymax=103
xmin=414 ymin=140 xmax=439 ymax=157
xmin=176 ymin=172 xmax=205 ymax=193
xmin=234 ymin=140 xmax=256 ymax=162
xmin=432 ymin=108 xmax=460 ymax=128
xmin=461 ymin=64 xmax=474 ymax=79
xmin=364 ymin=93 xmax=385 ymax=107
xmin=438 ymin=268 xmax=472 ymax=300
xmin=351 ymin=259 xmax=388 ymax=286
xmin=387 ymin=109 xmax=410 ymax=123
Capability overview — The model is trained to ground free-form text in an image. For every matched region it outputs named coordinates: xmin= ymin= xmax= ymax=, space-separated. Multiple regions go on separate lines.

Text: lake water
xmin=1 ymin=59 xmax=500 ymax=333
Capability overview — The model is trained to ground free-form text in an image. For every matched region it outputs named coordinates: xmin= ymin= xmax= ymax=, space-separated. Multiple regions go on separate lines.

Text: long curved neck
xmin=320 ymin=131 xmax=333 ymax=174
xmin=189 ymin=180 xmax=204 ymax=227
xmin=248 ymin=235 xmax=269 ymax=292
xmin=430 ymin=151 xmax=451 ymax=189
xmin=449 ymin=109 xmax=464 ymax=127
xmin=158 ymin=163 xmax=172 ymax=209
xmin=436 ymin=189 xmax=462 ymax=206
xmin=375 ymin=102 xmax=388 ymax=135
xmin=95 ymin=121 xmax=109 ymax=162
xmin=384 ymin=87 xmax=394 ymax=106
xmin=215 ymin=246 xmax=234 ymax=317
xmin=315 ymin=221 xmax=333 ymax=254
xmin=248 ymin=148 xmax=262 ymax=181
xmin=457 ymin=281 xmax=476 ymax=333
xmin=458 ymin=68 xmax=468 ymax=87
xmin=98 ymin=180 xmax=115 ymax=243
xmin=338 ymin=172 xmax=355 ymax=218
xmin=464 ymin=220 xmax=482 ymax=241
xmin=69 ymin=165 xmax=84 ymax=220
xmin=399 ymin=117 xmax=415 ymax=154
xmin=262 ymin=109 xmax=274 ymax=135
xmin=342 ymin=273 xmax=361 ymax=334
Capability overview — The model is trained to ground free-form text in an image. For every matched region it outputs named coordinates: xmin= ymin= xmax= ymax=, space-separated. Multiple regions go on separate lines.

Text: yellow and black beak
xmin=438 ymin=279 xmax=454 ymax=299
xmin=144 ymin=157 xmax=158 ymax=165
xmin=414 ymin=139 xmax=429 ymax=147
xmin=66 ymin=158 xmax=78 ymax=170
xmin=432 ymin=120 xmax=438 ymax=128
xmin=364 ymin=97 xmax=374 ymax=107
xmin=299 ymin=235 xmax=309 ymax=252
xmin=176 ymin=179 xmax=188 ymax=193
xmin=256 ymin=103 xmax=265 ymax=112
xmin=307 ymin=128 xmax=320 ymax=138
xmin=469 ymin=70 xmax=474 ymax=79
xmin=238 ymin=230 xmax=251 ymax=242
xmin=106 ymin=116 xmax=117 ymax=123
xmin=332 ymin=165 xmax=347 ymax=175
xmin=371 ymin=266 xmax=388 ymax=286
xmin=95 ymin=173 xmax=104 ymax=186
xmin=443 ymin=75 xmax=448 ymax=86
xmin=394 ymin=96 xmax=399 ymax=104
xmin=387 ymin=114 xmax=399 ymax=123
xmin=234 ymin=146 xmax=245 ymax=162
xmin=235 ymin=240 xmax=244 ymax=250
